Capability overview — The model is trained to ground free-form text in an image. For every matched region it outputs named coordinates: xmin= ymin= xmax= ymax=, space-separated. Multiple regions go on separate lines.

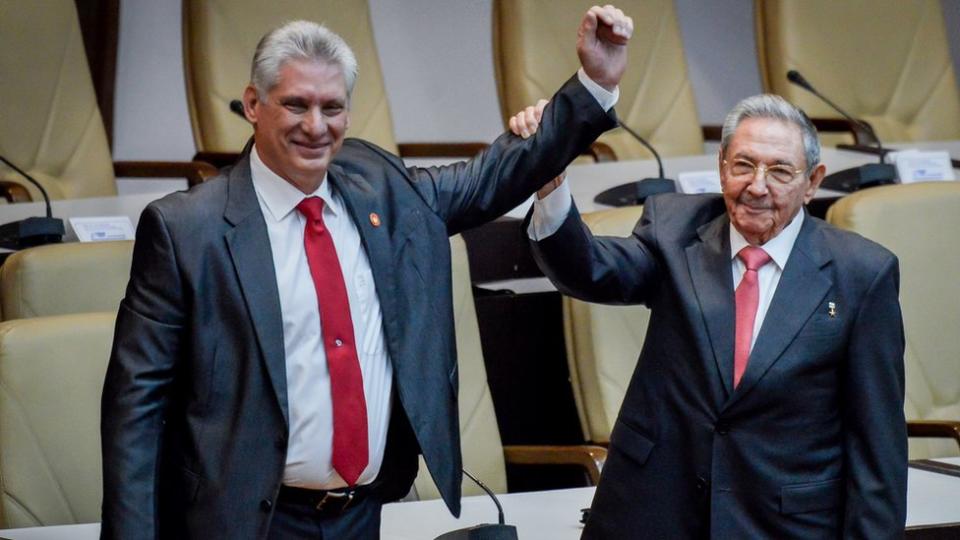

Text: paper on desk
xmin=888 ymin=150 xmax=956 ymax=183
xmin=69 ymin=216 xmax=135 ymax=242
xmin=677 ymin=170 xmax=722 ymax=194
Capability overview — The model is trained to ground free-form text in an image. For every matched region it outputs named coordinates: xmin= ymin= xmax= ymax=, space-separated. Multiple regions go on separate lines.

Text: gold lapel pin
xmin=369 ymin=212 xmax=381 ymax=227
xmin=828 ymin=302 xmax=837 ymax=318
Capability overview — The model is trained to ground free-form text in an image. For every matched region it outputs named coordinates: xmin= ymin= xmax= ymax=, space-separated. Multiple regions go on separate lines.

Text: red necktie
xmin=296 ymin=197 xmax=368 ymax=485
xmin=734 ymin=246 xmax=771 ymax=388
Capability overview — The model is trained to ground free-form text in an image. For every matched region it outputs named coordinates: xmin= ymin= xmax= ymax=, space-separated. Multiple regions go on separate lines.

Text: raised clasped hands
xmin=578 ymin=4 xmax=633 ymax=91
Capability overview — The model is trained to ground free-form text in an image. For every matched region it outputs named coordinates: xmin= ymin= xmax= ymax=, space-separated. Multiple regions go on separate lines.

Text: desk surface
xmin=3 ymin=458 xmax=958 ymax=539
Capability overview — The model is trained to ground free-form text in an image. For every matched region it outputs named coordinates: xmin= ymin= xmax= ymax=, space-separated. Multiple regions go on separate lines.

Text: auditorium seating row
xmin=3 ymin=0 xmax=960 ymax=202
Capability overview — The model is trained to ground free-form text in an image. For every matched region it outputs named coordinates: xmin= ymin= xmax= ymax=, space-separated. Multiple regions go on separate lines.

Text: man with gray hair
xmin=101 ymin=5 xmax=634 ymax=540
xmin=516 ymin=93 xmax=907 ymax=537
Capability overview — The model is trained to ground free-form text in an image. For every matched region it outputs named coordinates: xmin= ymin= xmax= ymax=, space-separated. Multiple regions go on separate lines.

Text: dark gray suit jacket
xmin=529 ymin=193 xmax=907 ymax=539
xmin=100 ymin=77 xmax=616 ymax=539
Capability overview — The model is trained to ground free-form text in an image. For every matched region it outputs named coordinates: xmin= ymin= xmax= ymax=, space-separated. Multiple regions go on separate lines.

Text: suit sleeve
xmin=526 ymin=195 xmax=661 ymax=306
xmin=406 ymin=75 xmax=617 ymax=235
xmin=101 ymin=205 xmax=186 ymax=540
xmin=842 ymin=254 xmax=907 ymax=538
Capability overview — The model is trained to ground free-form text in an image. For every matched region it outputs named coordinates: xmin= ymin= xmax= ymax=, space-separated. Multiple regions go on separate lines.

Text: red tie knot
xmin=296 ymin=196 xmax=325 ymax=222
xmin=738 ymin=246 xmax=771 ymax=271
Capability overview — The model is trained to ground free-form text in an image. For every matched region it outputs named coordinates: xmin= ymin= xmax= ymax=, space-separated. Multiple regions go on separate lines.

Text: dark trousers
xmin=267 ymin=492 xmax=383 ymax=540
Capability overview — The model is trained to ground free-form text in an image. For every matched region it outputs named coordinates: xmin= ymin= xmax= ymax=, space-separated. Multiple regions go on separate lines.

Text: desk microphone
xmin=785 ymin=69 xmax=896 ymax=192
xmin=434 ymin=469 xmax=518 ymax=540
xmin=593 ymin=122 xmax=676 ymax=207
xmin=0 ymin=155 xmax=65 ymax=250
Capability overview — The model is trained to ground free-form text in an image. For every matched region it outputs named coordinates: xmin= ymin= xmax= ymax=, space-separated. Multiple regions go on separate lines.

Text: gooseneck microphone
xmin=229 ymin=99 xmax=245 ymax=118
xmin=593 ymin=122 xmax=676 ymax=207
xmin=785 ymin=69 xmax=896 ymax=192
xmin=0 ymin=155 xmax=65 ymax=249
xmin=433 ymin=469 xmax=518 ymax=540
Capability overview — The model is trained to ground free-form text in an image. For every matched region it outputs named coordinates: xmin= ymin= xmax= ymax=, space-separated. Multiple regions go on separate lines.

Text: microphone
xmin=593 ymin=122 xmax=676 ymax=207
xmin=785 ymin=69 xmax=896 ymax=192
xmin=433 ymin=469 xmax=518 ymax=540
xmin=230 ymin=99 xmax=245 ymax=118
xmin=0 ymin=155 xmax=65 ymax=250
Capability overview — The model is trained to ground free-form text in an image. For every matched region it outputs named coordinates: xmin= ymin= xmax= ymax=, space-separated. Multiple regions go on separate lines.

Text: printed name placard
xmin=888 ymin=150 xmax=956 ymax=183
xmin=69 ymin=216 xmax=135 ymax=242
xmin=677 ymin=170 xmax=722 ymax=194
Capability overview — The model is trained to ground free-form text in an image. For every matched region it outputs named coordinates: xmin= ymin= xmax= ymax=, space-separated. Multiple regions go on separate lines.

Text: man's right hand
xmin=577 ymin=5 xmax=633 ymax=91
xmin=508 ymin=100 xmax=566 ymax=199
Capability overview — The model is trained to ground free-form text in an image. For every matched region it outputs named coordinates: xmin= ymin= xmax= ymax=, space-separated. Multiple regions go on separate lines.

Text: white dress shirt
xmin=250 ymin=146 xmax=392 ymax=489
xmin=529 ymin=187 xmax=805 ymax=351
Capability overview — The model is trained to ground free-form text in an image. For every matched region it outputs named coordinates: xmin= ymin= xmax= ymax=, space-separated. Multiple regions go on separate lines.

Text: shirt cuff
xmin=577 ymin=68 xmax=619 ymax=112
xmin=528 ymin=181 xmax=573 ymax=241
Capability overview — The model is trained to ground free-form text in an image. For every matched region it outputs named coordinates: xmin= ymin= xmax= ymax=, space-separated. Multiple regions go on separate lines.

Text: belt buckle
xmin=316 ymin=489 xmax=354 ymax=514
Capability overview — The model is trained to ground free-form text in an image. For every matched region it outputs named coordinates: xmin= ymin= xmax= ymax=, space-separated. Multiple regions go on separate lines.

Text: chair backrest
xmin=0 ymin=312 xmax=115 ymax=527
xmin=827 ymin=182 xmax=960 ymax=459
xmin=0 ymin=0 xmax=117 ymax=200
xmin=413 ymin=235 xmax=507 ymax=499
xmin=183 ymin=0 xmax=399 ymax=155
xmin=563 ymin=206 xmax=650 ymax=444
xmin=493 ymin=0 xmax=703 ymax=161
xmin=756 ymin=0 xmax=960 ymax=145
xmin=0 ymin=241 xmax=133 ymax=321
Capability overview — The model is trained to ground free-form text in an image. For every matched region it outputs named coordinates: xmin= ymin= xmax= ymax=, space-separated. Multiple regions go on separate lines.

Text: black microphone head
xmin=229 ymin=99 xmax=245 ymax=117
xmin=786 ymin=70 xmax=812 ymax=91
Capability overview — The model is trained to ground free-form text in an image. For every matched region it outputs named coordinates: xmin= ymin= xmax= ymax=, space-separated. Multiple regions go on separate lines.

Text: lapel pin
xmin=369 ymin=212 xmax=381 ymax=227
xmin=828 ymin=302 xmax=837 ymax=318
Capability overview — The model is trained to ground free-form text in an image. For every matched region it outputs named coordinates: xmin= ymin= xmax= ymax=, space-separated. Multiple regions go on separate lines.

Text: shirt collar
xmin=249 ymin=144 xmax=340 ymax=222
xmin=728 ymin=209 xmax=804 ymax=270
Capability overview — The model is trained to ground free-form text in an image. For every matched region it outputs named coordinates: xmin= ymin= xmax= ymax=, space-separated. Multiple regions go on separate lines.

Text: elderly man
xmin=516 ymin=94 xmax=907 ymax=538
xmin=101 ymin=6 xmax=633 ymax=539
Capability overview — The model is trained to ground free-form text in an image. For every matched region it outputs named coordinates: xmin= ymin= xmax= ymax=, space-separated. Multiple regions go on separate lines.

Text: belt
xmin=277 ymin=483 xmax=376 ymax=517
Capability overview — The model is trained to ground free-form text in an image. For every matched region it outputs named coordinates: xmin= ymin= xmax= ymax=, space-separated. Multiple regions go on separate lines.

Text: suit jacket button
xmin=261 ymin=498 xmax=273 ymax=511
xmin=716 ymin=422 xmax=730 ymax=435
xmin=696 ymin=476 xmax=708 ymax=491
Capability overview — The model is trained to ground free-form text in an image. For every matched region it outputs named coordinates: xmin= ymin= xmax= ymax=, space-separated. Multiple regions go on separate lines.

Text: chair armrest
xmin=114 ymin=161 xmax=219 ymax=187
xmin=193 ymin=151 xmax=242 ymax=169
xmin=584 ymin=142 xmax=617 ymax=163
xmin=0 ymin=181 xmax=32 ymax=203
xmin=908 ymin=420 xmax=960 ymax=450
xmin=502 ymin=444 xmax=607 ymax=485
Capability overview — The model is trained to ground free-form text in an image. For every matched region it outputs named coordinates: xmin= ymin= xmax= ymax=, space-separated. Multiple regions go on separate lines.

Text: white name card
xmin=888 ymin=150 xmax=956 ymax=183
xmin=69 ymin=216 xmax=135 ymax=242
xmin=677 ymin=170 xmax=722 ymax=194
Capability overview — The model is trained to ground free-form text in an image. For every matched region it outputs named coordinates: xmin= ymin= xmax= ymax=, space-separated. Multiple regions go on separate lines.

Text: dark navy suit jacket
xmin=530 ymin=193 xmax=907 ymax=539
xmin=100 ymin=77 xmax=616 ymax=539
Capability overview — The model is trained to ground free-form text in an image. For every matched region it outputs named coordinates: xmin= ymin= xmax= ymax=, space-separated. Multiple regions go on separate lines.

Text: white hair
xmin=250 ymin=20 xmax=358 ymax=100
xmin=720 ymin=94 xmax=820 ymax=170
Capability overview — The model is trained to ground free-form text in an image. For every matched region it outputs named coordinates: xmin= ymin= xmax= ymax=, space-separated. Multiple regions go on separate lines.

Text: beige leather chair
xmin=493 ymin=0 xmax=704 ymax=161
xmin=756 ymin=0 xmax=960 ymax=146
xmin=183 ymin=0 xmax=483 ymax=164
xmin=562 ymin=206 xmax=650 ymax=444
xmin=0 ymin=241 xmax=133 ymax=321
xmin=0 ymin=312 xmax=115 ymax=527
xmin=0 ymin=0 xmax=214 ymax=203
xmin=413 ymin=235 xmax=606 ymax=499
xmin=827 ymin=182 xmax=960 ymax=459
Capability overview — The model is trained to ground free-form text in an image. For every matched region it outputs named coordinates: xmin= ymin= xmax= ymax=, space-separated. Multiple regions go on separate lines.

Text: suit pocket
xmin=780 ymin=477 xmax=842 ymax=514
xmin=609 ymin=418 xmax=655 ymax=467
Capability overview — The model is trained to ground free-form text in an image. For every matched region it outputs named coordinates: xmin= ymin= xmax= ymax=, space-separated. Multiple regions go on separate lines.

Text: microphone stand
xmin=785 ymin=70 xmax=896 ymax=192
xmin=593 ymin=122 xmax=676 ymax=207
xmin=434 ymin=469 xmax=518 ymax=540
xmin=0 ymin=155 xmax=65 ymax=250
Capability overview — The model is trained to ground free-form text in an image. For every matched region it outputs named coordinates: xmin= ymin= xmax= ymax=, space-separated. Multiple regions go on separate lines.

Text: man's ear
xmin=242 ymin=85 xmax=260 ymax=123
xmin=804 ymin=163 xmax=828 ymax=203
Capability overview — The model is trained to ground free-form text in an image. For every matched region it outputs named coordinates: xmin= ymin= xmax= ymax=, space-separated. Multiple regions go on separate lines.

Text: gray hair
xmin=720 ymin=94 xmax=820 ymax=170
xmin=251 ymin=20 xmax=358 ymax=101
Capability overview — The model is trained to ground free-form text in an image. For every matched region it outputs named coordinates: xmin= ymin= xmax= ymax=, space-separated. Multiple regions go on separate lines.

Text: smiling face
xmin=243 ymin=58 xmax=350 ymax=193
xmin=719 ymin=118 xmax=825 ymax=245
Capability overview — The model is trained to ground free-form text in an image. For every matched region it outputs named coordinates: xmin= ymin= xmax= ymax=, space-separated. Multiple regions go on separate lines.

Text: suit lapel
xmin=326 ymin=165 xmax=403 ymax=366
xmin=685 ymin=214 xmax=736 ymax=398
xmin=223 ymin=157 xmax=289 ymax=424
xmin=724 ymin=215 xmax=833 ymax=409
